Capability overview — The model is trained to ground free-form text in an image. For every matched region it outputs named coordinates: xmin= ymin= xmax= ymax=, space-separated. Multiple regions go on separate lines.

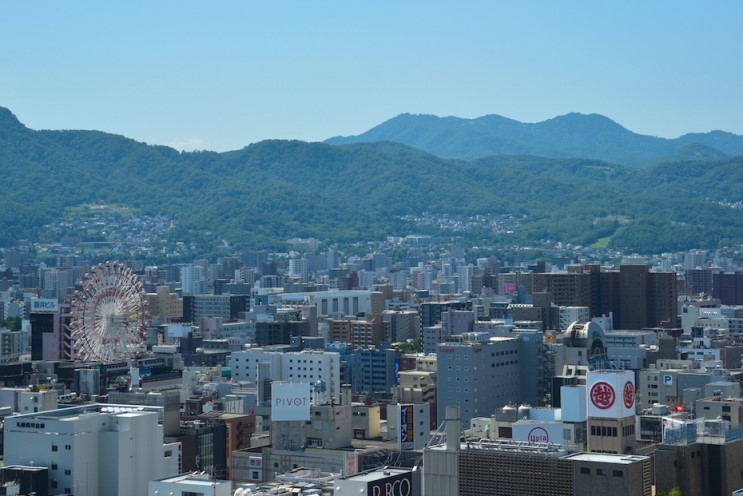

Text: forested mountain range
xmin=1 ymin=106 xmax=742 ymax=254
xmin=326 ymin=112 xmax=743 ymax=167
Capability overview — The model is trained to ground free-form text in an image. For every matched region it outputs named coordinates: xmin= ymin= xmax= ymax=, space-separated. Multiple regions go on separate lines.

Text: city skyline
xmin=1 ymin=1 xmax=742 ymax=151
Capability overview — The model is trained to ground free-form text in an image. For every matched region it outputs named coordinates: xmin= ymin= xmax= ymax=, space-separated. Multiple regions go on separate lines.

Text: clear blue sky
xmin=1 ymin=2 xmax=741 ymax=151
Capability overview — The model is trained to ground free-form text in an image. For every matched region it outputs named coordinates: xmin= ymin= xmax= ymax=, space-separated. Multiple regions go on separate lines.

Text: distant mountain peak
xmin=0 ymin=106 xmax=26 ymax=131
xmin=326 ymin=111 xmax=743 ymax=166
xmin=543 ymin=112 xmax=629 ymax=131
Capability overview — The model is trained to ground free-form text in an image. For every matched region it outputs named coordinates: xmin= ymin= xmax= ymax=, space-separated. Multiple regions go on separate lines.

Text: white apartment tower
xmin=180 ymin=264 xmax=206 ymax=295
xmin=457 ymin=264 xmax=475 ymax=294
xmin=288 ymin=258 xmax=309 ymax=283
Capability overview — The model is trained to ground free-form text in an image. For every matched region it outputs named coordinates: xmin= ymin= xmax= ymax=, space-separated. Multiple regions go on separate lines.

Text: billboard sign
xmin=623 ymin=381 xmax=635 ymax=409
xmin=527 ymin=427 xmax=550 ymax=443
xmin=367 ymin=471 xmax=413 ymax=496
xmin=590 ymin=382 xmax=616 ymax=410
xmin=587 ymin=370 xmax=635 ymax=419
xmin=400 ymin=404 xmax=414 ymax=450
xmin=30 ymin=299 xmax=59 ymax=312
xmin=271 ymin=382 xmax=311 ymax=421
xmin=512 ymin=421 xmax=564 ymax=445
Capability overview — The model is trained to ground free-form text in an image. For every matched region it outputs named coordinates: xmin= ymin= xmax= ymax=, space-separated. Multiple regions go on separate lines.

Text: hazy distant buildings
xmin=327 ymin=317 xmax=385 ymax=347
xmin=255 ymin=319 xmax=309 ymax=346
xmin=621 ymin=265 xmax=678 ymax=329
xmin=146 ymin=286 xmax=183 ymax=324
xmin=533 ymin=269 xmax=595 ymax=315
xmin=713 ymin=271 xmax=743 ymax=305
xmin=277 ymin=290 xmax=373 ymax=318
xmin=383 ymin=310 xmax=420 ymax=343
xmin=442 ymin=309 xmax=475 ymax=336
xmin=180 ymin=264 xmax=207 ymax=295
xmin=457 ymin=264 xmax=475 ymax=293
xmin=182 ymin=294 xmax=249 ymax=323
xmin=0 ymin=329 xmax=24 ymax=362
xmin=38 ymin=267 xmax=79 ymax=299
xmin=288 ymin=258 xmax=309 ymax=283
xmin=685 ymin=267 xmax=713 ymax=295
xmin=532 ymin=264 xmax=677 ymax=329
xmin=420 ymin=300 xmax=471 ymax=330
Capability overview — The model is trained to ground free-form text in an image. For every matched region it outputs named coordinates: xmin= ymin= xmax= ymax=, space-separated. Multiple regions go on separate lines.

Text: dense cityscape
xmin=3 ymin=3 xmax=743 ymax=495
xmin=2 ymin=219 xmax=743 ymax=495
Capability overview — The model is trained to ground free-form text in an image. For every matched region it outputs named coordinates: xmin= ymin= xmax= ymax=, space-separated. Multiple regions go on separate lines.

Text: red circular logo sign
xmin=623 ymin=381 xmax=635 ymax=409
xmin=528 ymin=427 xmax=550 ymax=443
xmin=590 ymin=381 xmax=615 ymax=409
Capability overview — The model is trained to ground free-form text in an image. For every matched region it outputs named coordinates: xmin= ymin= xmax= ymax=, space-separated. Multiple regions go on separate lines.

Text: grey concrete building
xmin=436 ymin=334 xmax=521 ymax=426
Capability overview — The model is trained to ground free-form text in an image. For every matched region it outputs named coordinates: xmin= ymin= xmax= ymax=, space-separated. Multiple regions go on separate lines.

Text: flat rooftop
xmin=7 ymin=403 xmax=163 ymax=421
xmin=154 ymin=473 xmax=230 ymax=486
xmin=565 ymin=453 xmax=650 ymax=465
xmin=341 ymin=468 xmax=411 ymax=482
xmin=428 ymin=440 xmax=569 ymax=457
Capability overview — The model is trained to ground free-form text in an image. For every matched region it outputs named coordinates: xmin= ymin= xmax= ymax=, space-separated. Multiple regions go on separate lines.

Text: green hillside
xmin=1 ymin=106 xmax=742 ymax=254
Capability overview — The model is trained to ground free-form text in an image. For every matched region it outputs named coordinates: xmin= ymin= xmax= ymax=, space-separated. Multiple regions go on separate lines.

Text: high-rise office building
xmin=29 ymin=299 xmax=62 ymax=361
xmin=182 ymin=294 xmax=249 ymax=323
xmin=180 ymin=264 xmax=206 ymax=295
xmin=533 ymin=265 xmax=677 ymax=329
xmin=382 ymin=310 xmax=420 ymax=343
xmin=619 ymin=265 xmax=678 ymax=329
xmin=533 ymin=271 xmax=593 ymax=313
xmin=685 ymin=267 xmax=713 ymax=295
xmin=457 ymin=264 xmax=476 ymax=294
xmin=436 ymin=335 xmax=522 ymax=426
xmin=713 ymin=271 xmax=743 ymax=305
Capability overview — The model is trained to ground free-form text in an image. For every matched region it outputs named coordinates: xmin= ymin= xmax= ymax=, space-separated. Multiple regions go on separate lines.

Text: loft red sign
xmin=623 ymin=381 xmax=635 ymax=409
xmin=590 ymin=381 xmax=615 ymax=409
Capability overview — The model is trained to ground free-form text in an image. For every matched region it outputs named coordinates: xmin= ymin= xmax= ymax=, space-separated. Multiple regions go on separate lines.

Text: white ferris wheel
xmin=69 ymin=261 xmax=149 ymax=363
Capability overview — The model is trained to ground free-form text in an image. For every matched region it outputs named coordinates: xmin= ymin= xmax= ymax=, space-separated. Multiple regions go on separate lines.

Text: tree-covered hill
xmin=326 ymin=112 xmax=743 ymax=167
xmin=1 ymin=106 xmax=742 ymax=253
